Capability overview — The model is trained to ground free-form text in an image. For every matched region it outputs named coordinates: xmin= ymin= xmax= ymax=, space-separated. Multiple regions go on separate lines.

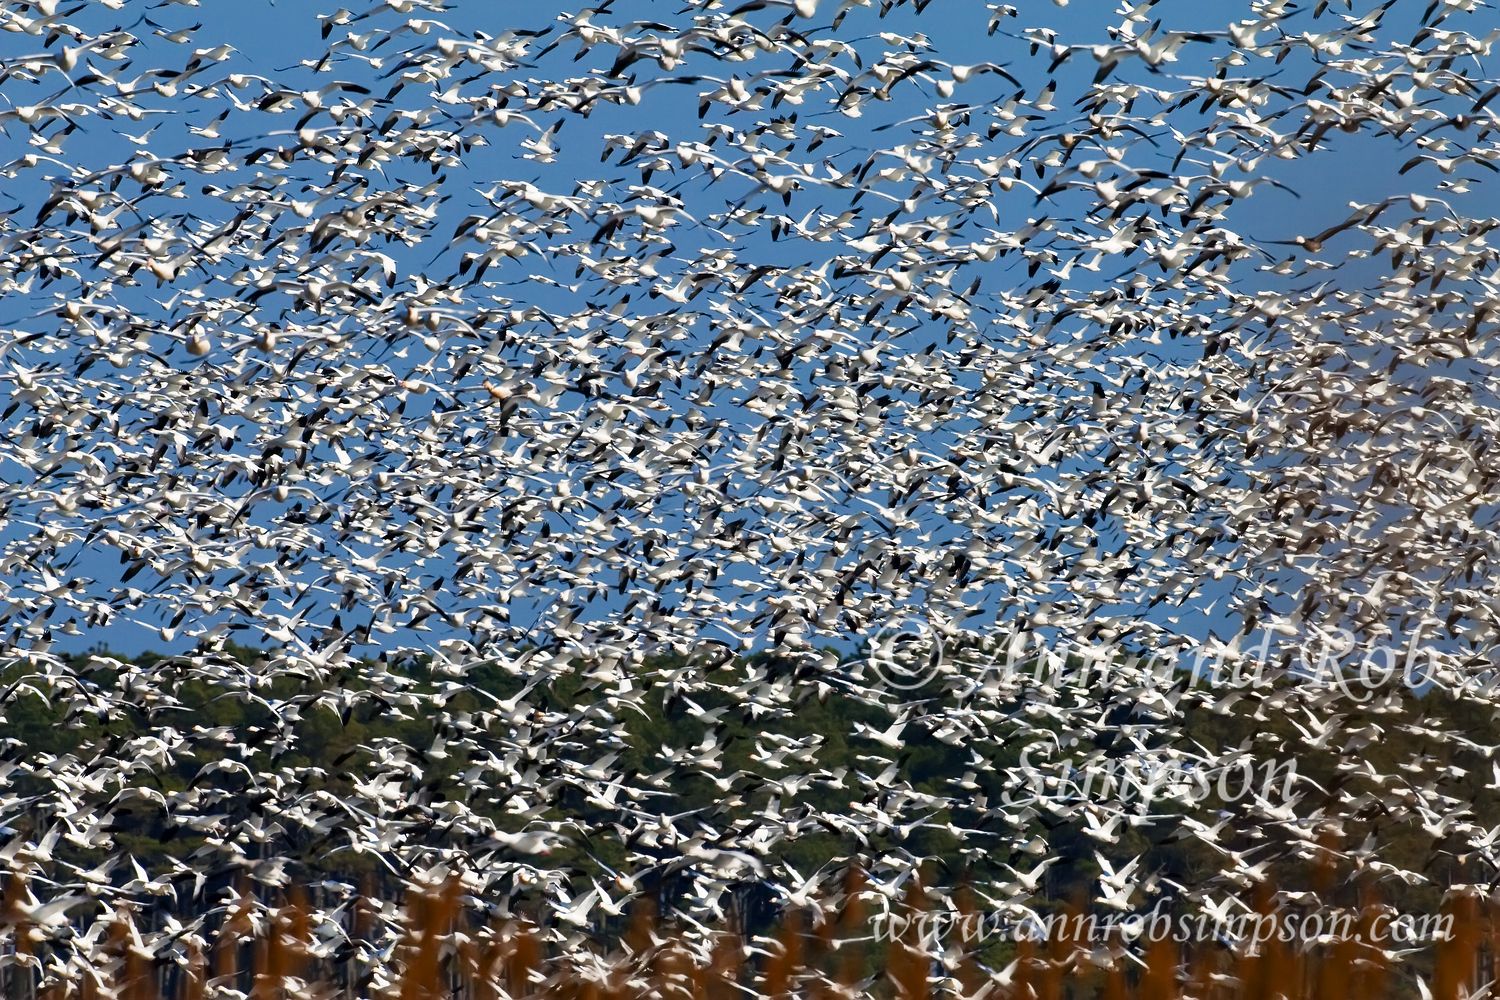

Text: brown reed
xmin=0 ymin=865 xmax=1490 ymax=999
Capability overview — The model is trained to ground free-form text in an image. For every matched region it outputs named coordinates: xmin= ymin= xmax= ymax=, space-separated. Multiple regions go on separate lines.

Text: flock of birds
xmin=0 ymin=0 xmax=1498 ymax=991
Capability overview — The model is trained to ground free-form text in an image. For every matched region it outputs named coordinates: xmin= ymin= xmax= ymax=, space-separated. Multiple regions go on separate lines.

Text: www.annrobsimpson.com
xmin=870 ymin=904 xmax=1455 ymax=949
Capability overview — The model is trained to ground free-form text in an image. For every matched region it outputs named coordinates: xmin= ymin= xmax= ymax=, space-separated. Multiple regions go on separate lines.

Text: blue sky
xmin=0 ymin=0 xmax=1486 ymax=660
